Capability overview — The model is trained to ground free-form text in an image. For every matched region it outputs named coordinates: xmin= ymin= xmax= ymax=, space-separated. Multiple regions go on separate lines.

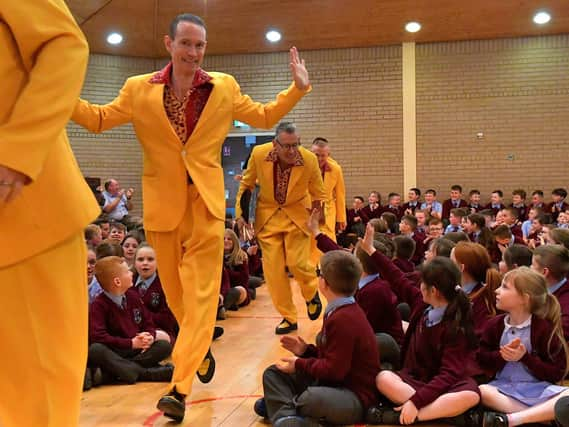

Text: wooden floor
xmin=80 ymin=283 xmax=446 ymax=427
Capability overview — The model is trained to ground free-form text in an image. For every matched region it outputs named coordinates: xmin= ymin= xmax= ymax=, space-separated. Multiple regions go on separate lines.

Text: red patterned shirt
xmin=320 ymin=161 xmax=332 ymax=180
xmin=149 ymin=62 xmax=213 ymax=143
xmin=265 ymin=149 xmax=304 ymax=205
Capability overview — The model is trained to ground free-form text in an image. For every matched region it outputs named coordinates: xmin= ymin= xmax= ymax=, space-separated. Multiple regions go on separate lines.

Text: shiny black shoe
xmin=139 ymin=364 xmax=174 ymax=382
xmin=157 ymin=388 xmax=185 ymax=423
xmin=83 ymin=367 xmax=92 ymax=391
xmin=253 ymin=397 xmax=267 ymax=418
xmin=275 ymin=318 xmax=298 ymax=335
xmin=483 ymin=411 xmax=509 ymax=427
xmin=213 ymin=325 xmax=224 ymax=340
xmin=196 ymin=348 xmax=216 ymax=383
xmin=366 ymin=404 xmax=401 ymax=425
xmin=273 ymin=415 xmax=320 ymax=427
xmin=306 ymin=292 xmax=322 ymax=321
xmin=443 ymin=407 xmax=482 ymax=427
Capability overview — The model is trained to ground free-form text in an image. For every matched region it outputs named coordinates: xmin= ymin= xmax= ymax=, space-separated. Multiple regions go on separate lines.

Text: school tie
xmin=121 ymin=296 xmax=127 ymax=310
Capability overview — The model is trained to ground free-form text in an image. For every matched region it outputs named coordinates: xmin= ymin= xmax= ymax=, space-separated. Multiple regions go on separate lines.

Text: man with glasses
xmin=237 ymin=122 xmax=326 ymax=334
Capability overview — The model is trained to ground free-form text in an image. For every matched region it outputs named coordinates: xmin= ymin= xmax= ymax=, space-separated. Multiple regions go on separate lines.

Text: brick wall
xmin=416 ymin=35 xmax=569 ymax=206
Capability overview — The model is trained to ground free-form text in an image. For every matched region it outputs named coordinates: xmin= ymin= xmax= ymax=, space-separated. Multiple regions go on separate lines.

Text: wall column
xmin=402 ymin=42 xmax=417 ymax=191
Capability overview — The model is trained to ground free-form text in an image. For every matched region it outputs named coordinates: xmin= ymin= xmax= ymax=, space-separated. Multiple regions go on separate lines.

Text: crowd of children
xmin=252 ymin=185 xmax=569 ymax=426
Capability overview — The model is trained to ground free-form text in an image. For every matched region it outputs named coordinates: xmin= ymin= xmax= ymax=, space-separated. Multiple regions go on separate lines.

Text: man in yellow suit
xmin=71 ymin=13 xmax=310 ymax=422
xmin=0 ymin=2 xmax=100 ymax=426
xmin=309 ymin=137 xmax=347 ymax=265
xmin=236 ymin=123 xmax=326 ymax=334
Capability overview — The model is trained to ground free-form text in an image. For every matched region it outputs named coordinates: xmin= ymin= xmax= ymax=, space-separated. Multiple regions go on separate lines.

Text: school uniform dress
xmin=478 ymin=314 xmax=567 ymax=405
xmin=73 ymin=60 xmax=309 ymax=395
xmin=263 ymin=298 xmax=380 ymax=425
xmin=236 ymin=143 xmax=325 ymax=324
xmin=0 ymin=2 xmax=100 ymax=426
xmin=398 ymin=306 xmax=480 ymax=410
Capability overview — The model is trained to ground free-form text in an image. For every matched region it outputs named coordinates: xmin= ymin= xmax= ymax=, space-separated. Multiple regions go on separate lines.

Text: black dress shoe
xmin=275 ymin=318 xmax=298 ymax=335
xmin=196 ymin=348 xmax=216 ymax=383
xmin=253 ymin=397 xmax=267 ymax=418
xmin=139 ymin=364 xmax=174 ymax=382
xmin=306 ymin=292 xmax=322 ymax=321
xmin=213 ymin=325 xmax=224 ymax=340
xmin=443 ymin=407 xmax=482 ymax=427
xmin=366 ymin=404 xmax=401 ymax=425
xmin=157 ymin=388 xmax=185 ymax=422
xmin=483 ymin=411 xmax=509 ymax=427
xmin=216 ymin=306 xmax=226 ymax=320
xmin=83 ymin=367 xmax=92 ymax=391
xmin=91 ymin=367 xmax=103 ymax=387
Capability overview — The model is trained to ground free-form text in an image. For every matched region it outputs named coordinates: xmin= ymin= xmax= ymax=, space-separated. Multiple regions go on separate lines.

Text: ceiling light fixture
xmin=405 ymin=22 xmax=422 ymax=33
xmin=533 ymin=11 xmax=551 ymax=24
xmin=106 ymin=32 xmax=123 ymax=45
xmin=265 ymin=30 xmax=282 ymax=43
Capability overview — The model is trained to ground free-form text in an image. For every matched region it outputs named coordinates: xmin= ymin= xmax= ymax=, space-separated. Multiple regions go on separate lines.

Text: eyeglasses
xmin=275 ymin=138 xmax=301 ymax=150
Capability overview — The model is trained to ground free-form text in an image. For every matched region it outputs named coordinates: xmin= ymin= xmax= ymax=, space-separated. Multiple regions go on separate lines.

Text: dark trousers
xmin=223 ymin=287 xmax=242 ymax=309
xmin=556 ymin=396 xmax=569 ymax=427
xmin=262 ymin=365 xmax=364 ymax=425
xmin=88 ymin=340 xmax=171 ymax=384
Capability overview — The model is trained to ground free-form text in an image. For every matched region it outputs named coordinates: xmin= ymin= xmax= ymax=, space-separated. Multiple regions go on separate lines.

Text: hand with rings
xmin=0 ymin=165 xmax=28 ymax=204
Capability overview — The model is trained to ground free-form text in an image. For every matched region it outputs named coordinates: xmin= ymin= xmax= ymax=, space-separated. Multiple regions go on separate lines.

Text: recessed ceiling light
xmin=106 ymin=32 xmax=123 ymax=45
xmin=265 ymin=30 xmax=282 ymax=43
xmin=533 ymin=11 xmax=551 ymax=25
xmin=405 ymin=22 xmax=422 ymax=33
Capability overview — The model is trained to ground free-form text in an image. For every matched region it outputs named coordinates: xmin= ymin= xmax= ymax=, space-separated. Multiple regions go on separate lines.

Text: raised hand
xmin=359 ymin=223 xmax=376 ymax=255
xmin=289 ymin=47 xmax=310 ymax=90
xmin=280 ymin=335 xmax=308 ymax=356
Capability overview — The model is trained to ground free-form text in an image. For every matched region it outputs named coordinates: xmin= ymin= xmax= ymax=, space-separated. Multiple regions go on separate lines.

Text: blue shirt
xmin=549 ymin=277 xmax=567 ymax=295
xmin=103 ymin=290 xmax=126 ymax=309
xmin=521 ymin=219 xmax=532 ymax=238
xmin=425 ymin=305 xmax=447 ymax=327
xmin=135 ymin=272 xmax=157 ymax=296
xmin=445 ymin=224 xmax=463 ymax=234
xmin=421 ymin=201 xmax=442 ymax=214
xmin=324 ymin=296 xmax=356 ymax=318
xmin=358 ymin=273 xmax=379 ymax=290
xmin=103 ymin=191 xmax=129 ymax=221
xmin=88 ymin=277 xmax=103 ymax=304
xmin=463 ymin=282 xmax=478 ymax=295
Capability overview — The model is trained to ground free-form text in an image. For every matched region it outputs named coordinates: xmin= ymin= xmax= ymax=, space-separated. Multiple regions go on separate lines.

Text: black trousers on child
xmin=262 ymin=365 xmax=364 ymax=425
xmin=88 ymin=340 xmax=171 ymax=384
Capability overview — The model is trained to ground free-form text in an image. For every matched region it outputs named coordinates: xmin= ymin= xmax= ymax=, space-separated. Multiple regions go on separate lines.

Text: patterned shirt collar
xmin=264 ymin=148 xmax=304 ymax=166
xmin=149 ymin=62 xmax=212 ymax=87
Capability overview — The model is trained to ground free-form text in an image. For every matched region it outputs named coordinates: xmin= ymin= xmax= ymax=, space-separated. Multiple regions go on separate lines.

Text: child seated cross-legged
xmin=363 ymin=226 xmax=481 ymax=426
xmin=254 ymin=250 xmax=380 ymax=427
xmin=478 ymin=267 xmax=569 ymax=426
xmin=88 ymin=256 xmax=173 ymax=385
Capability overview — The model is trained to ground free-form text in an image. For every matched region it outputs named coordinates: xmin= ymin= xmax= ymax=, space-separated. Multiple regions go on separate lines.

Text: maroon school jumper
xmin=295 ymin=303 xmax=380 ymax=409
xmin=398 ymin=307 xmax=480 ymax=409
xmin=477 ymin=314 xmax=567 ymax=382
xmin=555 ymin=279 xmax=569 ymax=342
xmin=315 ymin=234 xmax=404 ymax=344
xmin=89 ymin=288 xmax=157 ymax=349
xmin=223 ymin=259 xmax=251 ymax=306
xmin=133 ymin=273 xmax=178 ymax=339
xmin=442 ymin=199 xmax=468 ymax=220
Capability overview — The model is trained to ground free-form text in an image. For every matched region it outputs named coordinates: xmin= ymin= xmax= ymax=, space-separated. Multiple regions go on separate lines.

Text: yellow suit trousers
xmin=0 ymin=234 xmax=87 ymax=427
xmin=146 ymin=184 xmax=223 ymax=396
xmin=257 ymin=209 xmax=318 ymax=323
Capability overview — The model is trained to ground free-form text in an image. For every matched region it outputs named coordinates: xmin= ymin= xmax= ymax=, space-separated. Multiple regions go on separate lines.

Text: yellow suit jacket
xmin=0 ymin=0 xmax=100 ymax=268
xmin=322 ymin=158 xmax=346 ymax=232
xmin=236 ymin=143 xmax=326 ymax=235
xmin=72 ymin=72 xmax=309 ymax=232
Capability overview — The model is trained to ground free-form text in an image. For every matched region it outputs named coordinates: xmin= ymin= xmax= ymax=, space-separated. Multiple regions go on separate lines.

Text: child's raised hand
xmin=359 ymin=224 xmax=376 ymax=255
xmin=280 ymin=335 xmax=308 ymax=356
xmin=276 ymin=356 xmax=298 ymax=374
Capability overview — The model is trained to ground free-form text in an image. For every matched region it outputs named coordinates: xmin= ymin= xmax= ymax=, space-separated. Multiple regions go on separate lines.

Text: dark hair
xmin=380 ymin=212 xmax=397 ymax=232
xmin=469 ymin=189 xmax=480 ymax=196
xmin=429 ymin=238 xmax=456 ymax=258
xmin=450 ymin=208 xmax=468 ymax=218
xmin=479 ymin=209 xmax=496 ymax=218
xmin=95 ymin=240 xmax=124 ymax=259
xmin=503 ymin=244 xmax=533 ymax=270
xmin=451 ymin=185 xmax=463 ymax=193
xmin=512 ymin=189 xmax=527 ymax=199
xmin=110 ymin=222 xmax=126 ymax=233
xmin=121 ymin=231 xmax=143 ymax=246
xmin=401 ymin=214 xmax=417 ymax=230
xmin=409 ymin=187 xmax=421 ymax=196
xmin=532 ymin=190 xmax=544 ymax=197
xmin=312 ymin=137 xmax=328 ymax=146
xmin=503 ymin=207 xmax=519 ymax=220
xmin=533 ymin=244 xmax=569 ymax=280
xmin=425 ymin=189 xmax=437 ymax=196
xmin=443 ymin=232 xmax=470 ymax=243
xmin=85 ymin=224 xmax=101 ymax=241
xmin=368 ymin=218 xmax=388 ymax=233
xmin=492 ymin=190 xmax=504 ymax=198
xmin=393 ymin=235 xmax=416 ymax=260
xmin=552 ymin=188 xmax=568 ymax=199
xmin=388 ymin=192 xmax=400 ymax=200
xmin=320 ymin=250 xmax=362 ymax=296
xmin=493 ymin=224 xmax=512 ymax=240
xmin=355 ymin=240 xmax=388 ymax=274
xmin=421 ymin=257 xmax=477 ymax=349
xmin=550 ymin=228 xmax=569 ymax=250
xmin=373 ymin=233 xmax=396 ymax=258
xmin=169 ymin=13 xmax=206 ymax=39
xmin=354 ymin=196 xmax=365 ymax=203
xmin=467 ymin=213 xmax=494 ymax=250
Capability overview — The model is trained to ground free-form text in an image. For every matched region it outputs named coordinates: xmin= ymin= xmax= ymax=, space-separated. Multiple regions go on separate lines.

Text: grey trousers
xmin=262 ymin=365 xmax=364 ymax=425
xmin=555 ymin=396 xmax=569 ymax=427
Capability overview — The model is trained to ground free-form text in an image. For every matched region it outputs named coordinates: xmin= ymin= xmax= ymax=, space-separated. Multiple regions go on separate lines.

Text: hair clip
xmin=455 ymin=285 xmax=462 ymax=292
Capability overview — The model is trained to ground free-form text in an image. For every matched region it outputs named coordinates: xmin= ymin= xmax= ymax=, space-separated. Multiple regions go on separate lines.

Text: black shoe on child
xmin=139 ymin=364 xmax=174 ymax=382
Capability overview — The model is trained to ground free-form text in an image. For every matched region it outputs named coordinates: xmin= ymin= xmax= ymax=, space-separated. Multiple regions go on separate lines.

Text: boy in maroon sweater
xmin=442 ymin=185 xmax=468 ymax=221
xmin=88 ymin=256 xmax=173 ymax=384
xmin=255 ymin=250 xmax=380 ymax=427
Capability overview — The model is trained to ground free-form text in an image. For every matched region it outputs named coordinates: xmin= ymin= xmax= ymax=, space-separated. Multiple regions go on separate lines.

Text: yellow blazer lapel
xmin=145 ymin=82 xmax=182 ymax=146
xmin=262 ymin=158 xmax=275 ymax=198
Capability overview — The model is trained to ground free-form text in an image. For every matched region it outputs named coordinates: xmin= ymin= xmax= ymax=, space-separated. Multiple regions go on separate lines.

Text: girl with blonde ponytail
xmin=478 ymin=267 xmax=569 ymax=427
